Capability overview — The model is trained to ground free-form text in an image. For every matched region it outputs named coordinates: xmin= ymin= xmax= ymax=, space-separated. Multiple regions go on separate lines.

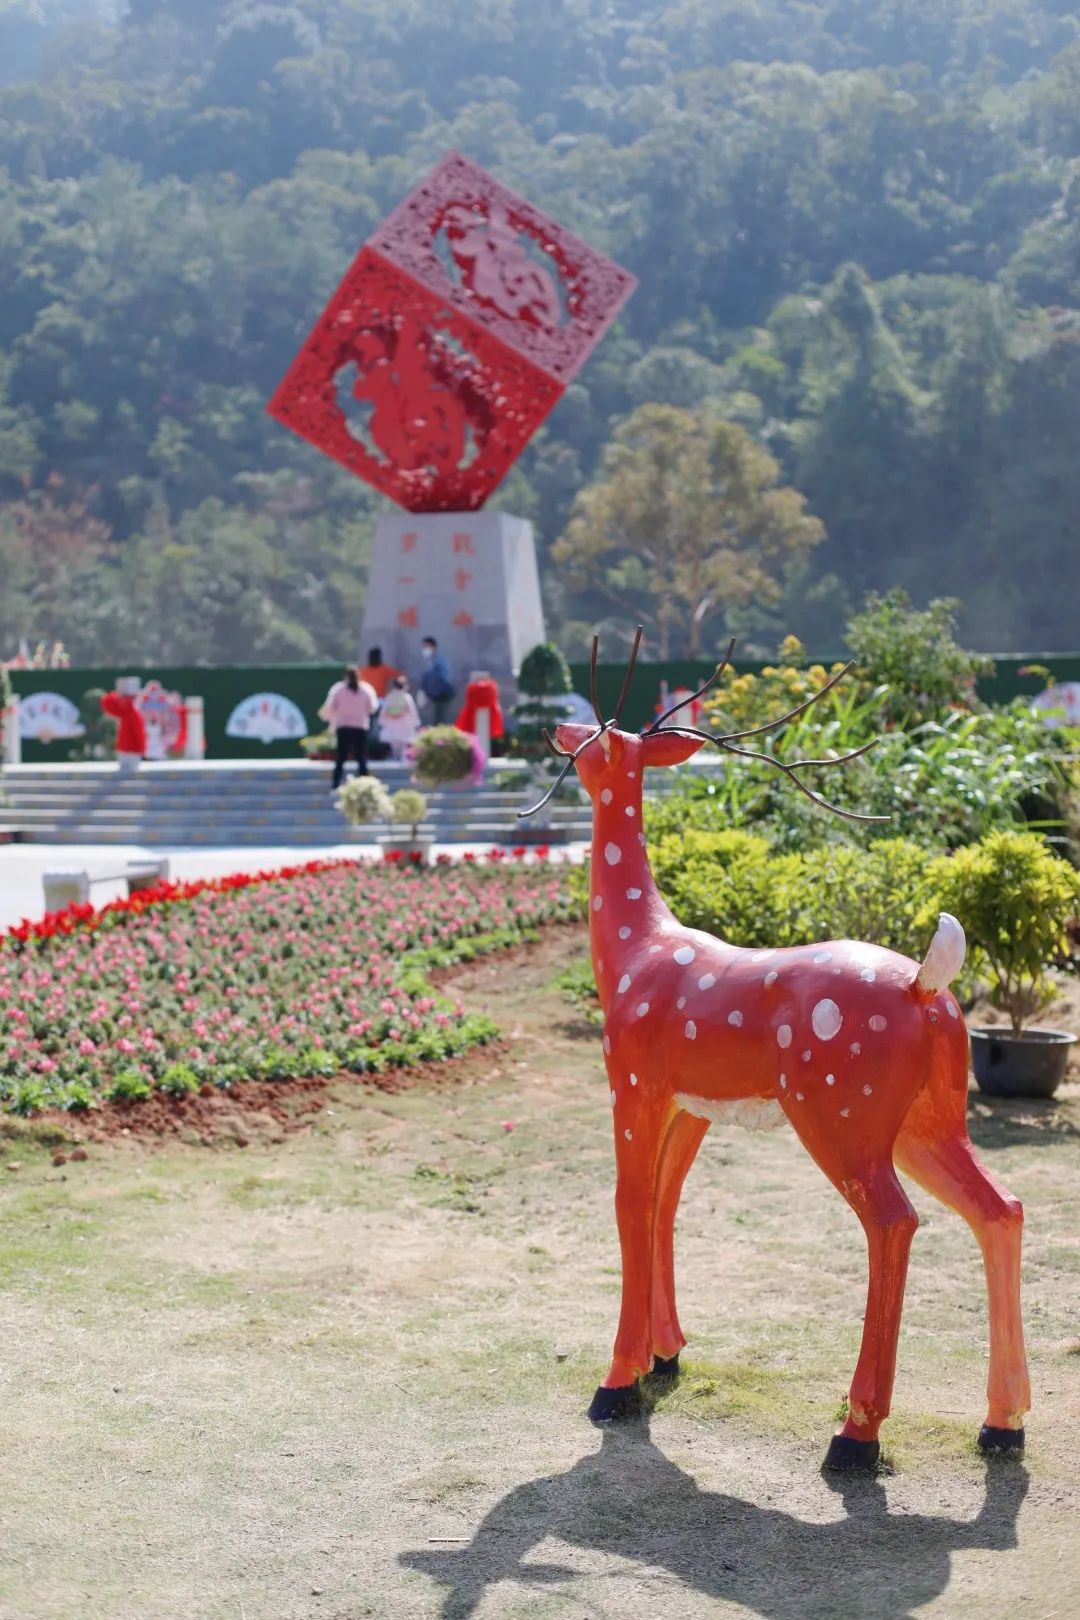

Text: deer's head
xmin=520 ymin=628 xmax=887 ymax=826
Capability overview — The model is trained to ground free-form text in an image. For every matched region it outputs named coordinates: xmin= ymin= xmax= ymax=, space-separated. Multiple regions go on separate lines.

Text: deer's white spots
xmin=610 ymin=1089 xmax=616 ymax=1107
xmin=618 ymin=925 xmax=631 ymax=940
xmin=629 ymin=1072 xmax=638 ymax=1086
xmin=638 ymin=831 xmax=645 ymax=846
xmin=728 ymin=1010 xmax=743 ymax=1027
xmin=624 ymin=1128 xmax=633 ymax=1141
xmin=850 ymin=1042 xmax=861 ymax=1055
xmin=600 ymin=788 xmax=613 ymax=805
xmin=946 ymin=999 xmax=959 ymax=1019
xmin=685 ymin=1020 xmax=697 ymax=1041
xmin=592 ymin=895 xmax=603 ymax=912
xmin=677 ymin=996 xmax=687 ymax=1010
xmin=779 ymin=1073 xmax=787 ymax=1089
xmin=814 ymin=951 xmax=833 ymax=964
xmin=698 ymin=972 xmax=716 ymax=991
xmin=811 ymin=998 xmax=843 ymax=1040
xmin=795 ymin=1091 xmax=805 ymax=1102
xmin=869 ymin=1014 xmax=887 ymax=1033
xmin=617 ymin=974 xmax=631 ymax=995
xmin=649 ymin=944 xmax=661 ymax=955
xmin=604 ymin=842 xmax=622 ymax=866
xmin=636 ymin=1002 xmax=650 ymax=1018
xmin=840 ymin=1107 xmax=851 ymax=1118
xmin=627 ymin=771 xmax=636 ymax=779
xmin=764 ymin=970 xmax=778 ymax=987
xmin=777 ymin=1024 xmax=792 ymax=1049
xmin=674 ymin=945 xmax=696 ymax=965
xmin=626 ymin=887 xmax=642 ymax=901
xmin=625 ymin=805 xmax=636 ymax=818
xmin=863 ymin=1085 xmax=873 ymax=1096
xmin=860 ymin=968 xmax=877 ymax=983
xmin=802 ymin=1051 xmax=812 ymax=1062
xmin=603 ymin=1034 xmax=611 ymax=1055
xmin=825 ymin=1073 xmax=836 ymax=1086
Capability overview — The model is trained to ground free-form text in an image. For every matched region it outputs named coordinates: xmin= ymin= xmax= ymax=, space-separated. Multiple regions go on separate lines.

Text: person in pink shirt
xmin=321 ymin=666 xmax=380 ymax=788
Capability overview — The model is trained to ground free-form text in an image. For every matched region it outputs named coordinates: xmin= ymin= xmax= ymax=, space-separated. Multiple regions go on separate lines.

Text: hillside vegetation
xmin=2 ymin=1 xmax=1079 ymax=660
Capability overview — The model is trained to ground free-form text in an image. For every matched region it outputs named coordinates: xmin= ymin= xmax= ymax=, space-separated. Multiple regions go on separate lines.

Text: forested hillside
xmin=2 ymin=0 xmax=1079 ymax=661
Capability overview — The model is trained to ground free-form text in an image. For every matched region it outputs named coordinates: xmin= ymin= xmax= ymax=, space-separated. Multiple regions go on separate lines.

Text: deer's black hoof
xmin=978 ymin=1424 xmax=1025 ymax=1455
xmin=823 ymin=1434 xmax=880 ymax=1472
xmin=587 ymin=1383 xmax=641 ymax=1423
xmin=648 ymin=1354 xmax=680 ymax=1380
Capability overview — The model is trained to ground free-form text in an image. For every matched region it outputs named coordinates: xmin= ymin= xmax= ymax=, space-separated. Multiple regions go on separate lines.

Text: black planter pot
xmin=969 ymin=1026 xmax=1077 ymax=1099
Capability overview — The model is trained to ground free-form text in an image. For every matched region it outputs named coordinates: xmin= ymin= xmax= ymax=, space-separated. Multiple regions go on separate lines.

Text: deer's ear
xmin=642 ymin=729 xmax=706 ymax=767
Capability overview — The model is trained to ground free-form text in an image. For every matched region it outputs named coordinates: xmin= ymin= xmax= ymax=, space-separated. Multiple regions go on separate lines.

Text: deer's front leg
xmin=588 ymin=1096 xmax=671 ymax=1423
xmin=650 ymin=1109 xmax=710 ymax=1372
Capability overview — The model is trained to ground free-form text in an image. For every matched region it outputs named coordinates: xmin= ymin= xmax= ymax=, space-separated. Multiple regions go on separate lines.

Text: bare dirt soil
xmin=1 ymin=927 xmax=1078 ymax=1620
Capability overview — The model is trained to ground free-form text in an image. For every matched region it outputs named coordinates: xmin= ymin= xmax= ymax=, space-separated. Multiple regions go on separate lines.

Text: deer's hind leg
xmin=782 ymin=1099 xmax=919 ymax=1469
xmin=895 ymin=1123 xmax=1029 ymax=1452
xmin=649 ymin=1109 xmax=710 ymax=1376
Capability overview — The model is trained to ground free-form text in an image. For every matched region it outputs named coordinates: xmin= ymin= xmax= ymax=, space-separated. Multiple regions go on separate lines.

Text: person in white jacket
xmin=321 ymin=666 xmax=380 ymax=788
xmin=378 ymin=675 xmax=422 ymax=760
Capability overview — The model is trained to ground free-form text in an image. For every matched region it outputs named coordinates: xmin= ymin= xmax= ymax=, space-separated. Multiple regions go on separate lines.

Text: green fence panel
xmin=7 ymin=653 xmax=1079 ymax=761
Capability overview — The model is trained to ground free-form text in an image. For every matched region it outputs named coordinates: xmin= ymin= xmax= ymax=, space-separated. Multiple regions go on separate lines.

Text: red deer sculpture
xmin=522 ymin=631 xmax=1030 ymax=1469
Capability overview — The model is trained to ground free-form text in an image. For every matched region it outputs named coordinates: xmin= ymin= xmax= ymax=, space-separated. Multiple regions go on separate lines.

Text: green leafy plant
xmin=106 ymin=1071 xmax=153 ymax=1103
xmin=157 ymin=1062 xmax=201 ymax=1098
xmin=336 ymin=775 xmax=393 ymax=827
xmin=411 ymin=725 xmax=474 ymax=786
xmin=389 ymin=787 xmax=428 ymax=838
xmin=845 ymin=588 xmax=993 ymax=726
xmin=299 ymin=729 xmax=334 ymax=759
xmin=927 ymin=831 xmax=1080 ymax=1034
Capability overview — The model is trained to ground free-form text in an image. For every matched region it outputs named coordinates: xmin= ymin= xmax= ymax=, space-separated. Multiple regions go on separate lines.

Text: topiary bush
xmin=514 ymin=642 xmax=574 ymax=762
xmin=926 ymin=830 xmax=1080 ymax=1033
xmin=411 ymin=725 xmax=474 ymax=786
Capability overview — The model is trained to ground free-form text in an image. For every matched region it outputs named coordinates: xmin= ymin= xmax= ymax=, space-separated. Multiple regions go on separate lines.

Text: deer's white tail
xmin=915 ymin=912 xmax=966 ymax=994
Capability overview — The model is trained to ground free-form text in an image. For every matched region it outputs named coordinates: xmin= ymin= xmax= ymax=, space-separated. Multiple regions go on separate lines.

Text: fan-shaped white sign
xmin=225 ymin=692 xmax=308 ymax=744
xmin=19 ymin=691 xmax=85 ymax=741
xmin=1031 ymin=683 xmax=1080 ymax=728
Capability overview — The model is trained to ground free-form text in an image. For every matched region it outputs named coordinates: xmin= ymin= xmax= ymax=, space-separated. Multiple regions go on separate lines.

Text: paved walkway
xmin=0 ymin=841 xmax=586 ymax=931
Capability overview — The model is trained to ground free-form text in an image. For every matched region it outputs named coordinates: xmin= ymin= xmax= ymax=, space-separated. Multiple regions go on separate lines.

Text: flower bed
xmin=0 ymin=862 xmax=573 ymax=1114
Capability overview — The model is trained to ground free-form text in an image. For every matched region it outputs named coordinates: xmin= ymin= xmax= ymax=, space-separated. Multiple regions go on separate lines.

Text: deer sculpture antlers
xmin=521 ymin=627 xmax=887 ymax=824
xmin=521 ymin=629 xmax=1029 ymax=1470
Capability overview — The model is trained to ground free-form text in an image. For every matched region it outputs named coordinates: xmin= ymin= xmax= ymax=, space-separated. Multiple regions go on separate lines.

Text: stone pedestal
xmin=360 ymin=512 xmax=545 ymax=703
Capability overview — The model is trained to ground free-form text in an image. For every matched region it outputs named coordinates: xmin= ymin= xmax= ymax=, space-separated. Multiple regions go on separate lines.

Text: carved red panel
xmin=267 ymin=152 xmax=636 ymax=511
xmin=267 ymin=248 xmax=561 ymax=512
xmin=369 ymin=150 xmax=637 ymax=384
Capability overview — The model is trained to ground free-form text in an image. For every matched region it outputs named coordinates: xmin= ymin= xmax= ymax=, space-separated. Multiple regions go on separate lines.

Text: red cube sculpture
xmin=267 ymin=152 xmax=636 ymax=512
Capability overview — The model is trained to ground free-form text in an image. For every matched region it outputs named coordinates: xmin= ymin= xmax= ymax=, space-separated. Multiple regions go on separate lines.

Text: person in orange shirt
xmin=358 ymin=646 xmax=400 ymax=701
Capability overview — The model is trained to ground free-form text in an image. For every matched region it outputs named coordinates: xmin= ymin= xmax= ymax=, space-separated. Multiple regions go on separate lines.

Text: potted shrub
xmin=300 ymin=728 xmax=335 ymax=762
xmin=930 ymin=830 xmax=1080 ymax=1097
xmin=411 ymin=724 xmax=475 ymax=788
xmin=378 ymin=787 xmax=433 ymax=864
xmin=336 ymin=775 xmax=393 ymax=837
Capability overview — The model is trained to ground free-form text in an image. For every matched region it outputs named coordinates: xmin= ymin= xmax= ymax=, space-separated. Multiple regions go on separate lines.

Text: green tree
xmin=553 ymin=404 xmax=824 ymax=659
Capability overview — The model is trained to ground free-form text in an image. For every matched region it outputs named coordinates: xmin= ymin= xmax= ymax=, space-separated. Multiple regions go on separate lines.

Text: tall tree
xmin=553 ymin=405 xmax=824 ymax=659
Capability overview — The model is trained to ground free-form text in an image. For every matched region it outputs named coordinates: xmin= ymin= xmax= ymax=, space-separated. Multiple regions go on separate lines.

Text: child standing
xmin=378 ymin=675 xmax=422 ymax=760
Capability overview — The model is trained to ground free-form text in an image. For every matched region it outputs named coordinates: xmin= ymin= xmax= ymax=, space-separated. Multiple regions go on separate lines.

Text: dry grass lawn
xmin=0 ymin=925 xmax=1078 ymax=1620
